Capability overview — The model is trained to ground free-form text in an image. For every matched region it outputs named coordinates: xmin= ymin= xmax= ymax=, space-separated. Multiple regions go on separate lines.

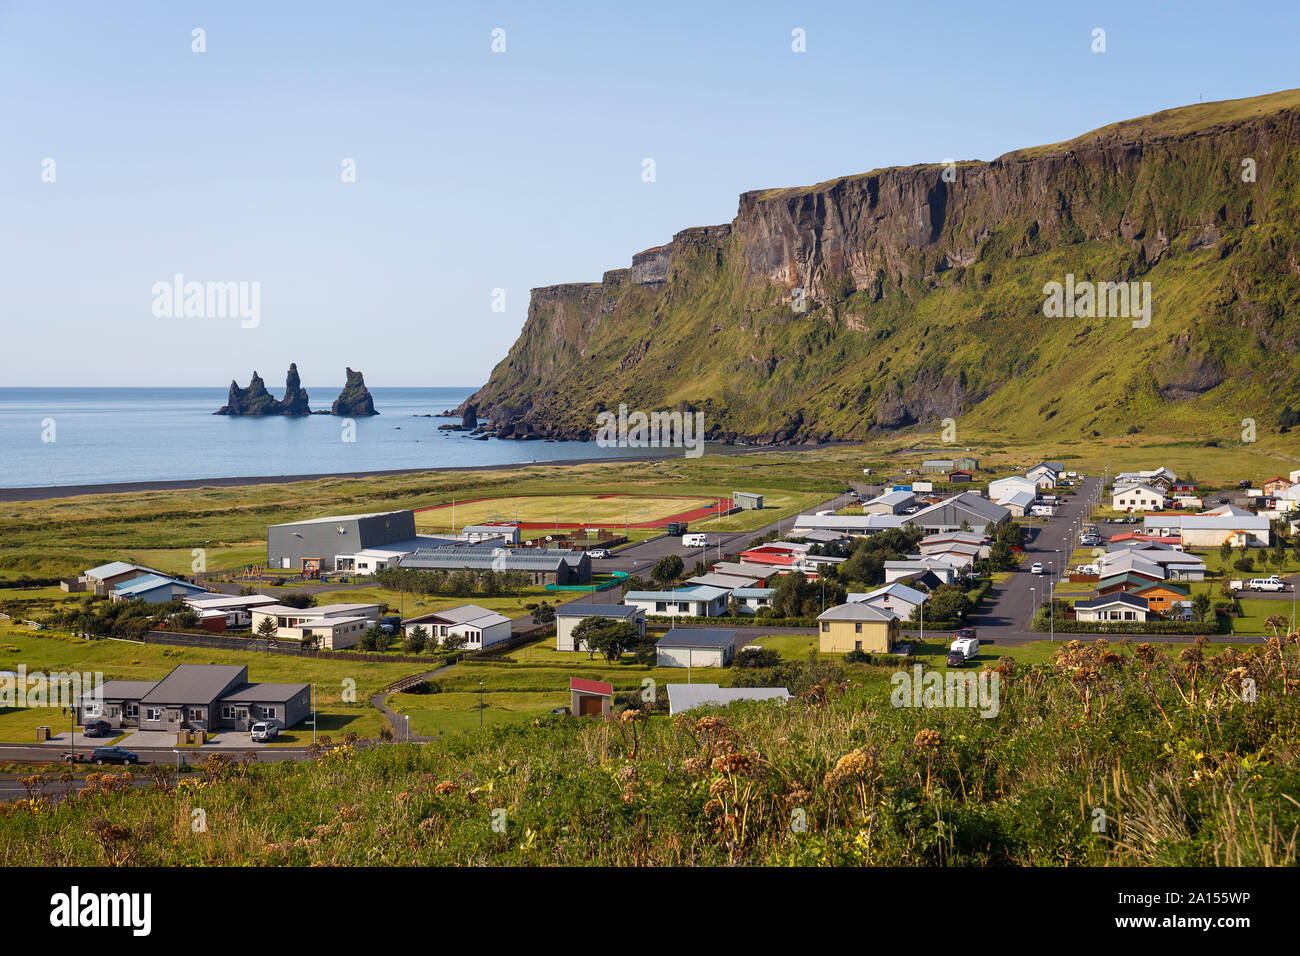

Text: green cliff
xmin=463 ymin=88 xmax=1300 ymax=444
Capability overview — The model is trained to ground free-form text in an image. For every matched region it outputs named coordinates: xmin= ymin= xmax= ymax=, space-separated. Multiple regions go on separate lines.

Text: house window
xmin=187 ymin=708 xmax=203 ymax=722
xmin=258 ymin=705 xmax=275 ymax=719
xmin=221 ymin=705 xmax=237 ymax=719
xmin=84 ymin=702 xmax=101 ymax=717
xmin=677 ymin=603 xmax=689 ymax=613
xmin=854 ymin=641 xmax=862 ymax=651
xmin=855 ymin=623 xmax=863 ymax=633
xmin=146 ymin=708 xmax=162 ymax=721
xmin=656 ymin=602 xmax=667 ymax=613
xmin=1124 ymin=611 xmax=1136 ymax=620
xmin=125 ymin=703 xmax=138 ymax=718
xmin=821 ymin=622 xmax=830 ymax=632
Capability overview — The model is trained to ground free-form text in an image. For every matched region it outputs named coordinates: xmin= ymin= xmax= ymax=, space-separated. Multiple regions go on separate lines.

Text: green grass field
xmin=415 ymin=492 xmax=725 ymax=532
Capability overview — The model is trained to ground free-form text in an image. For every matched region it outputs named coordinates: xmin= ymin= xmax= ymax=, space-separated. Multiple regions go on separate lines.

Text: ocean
xmin=0 ymin=387 xmax=687 ymax=489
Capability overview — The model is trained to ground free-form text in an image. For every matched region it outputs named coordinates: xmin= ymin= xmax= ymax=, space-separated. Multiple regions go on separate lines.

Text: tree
xmin=588 ymin=621 xmax=639 ymax=662
xmin=915 ymin=584 xmax=970 ymax=623
xmin=572 ymin=616 xmax=611 ymax=660
xmin=1219 ymin=539 xmax=1233 ymax=565
xmin=651 ymin=554 xmax=684 ymax=585
xmin=256 ymin=616 xmax=278 ymax=638
xmin=360 ymin=624 xmax=389 ymax=652
xmin=441 ymin=632 xmax=467 ymax=652
xmin=280 ymin=592 xmax=317 ymax=609
xmin=987 ymin=539 xmax=1017 ymax=572
xmin=1190 ymin=592 xmax=1213 ymax=623
xmin=620 ymin=574 xmax=644 ymax=595
xmin=532 ymin=602 xmax=555 ymax=625
xmin=403 ymin=624 xmax=428 ymax=654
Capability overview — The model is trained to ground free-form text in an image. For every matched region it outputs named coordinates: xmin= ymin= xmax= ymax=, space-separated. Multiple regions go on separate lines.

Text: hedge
xmin=1029 ymin=617 xmax=1223 ymax=635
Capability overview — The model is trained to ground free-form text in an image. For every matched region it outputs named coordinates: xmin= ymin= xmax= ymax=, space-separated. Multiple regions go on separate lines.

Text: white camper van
xmin=682 ymin=533 xmax=710 ymax=548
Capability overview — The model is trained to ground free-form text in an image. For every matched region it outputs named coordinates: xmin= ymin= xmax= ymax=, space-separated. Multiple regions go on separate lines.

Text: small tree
xmin=651 ymin=554 xmax=684 ymax=585
xmin=403 ymin=624 xmax=428 ymax=654
xmin=532 ymin=602 xmax=556 ymax=625
xmin=1191 ymin=592 xmax=1213 ymax=623
xmin=256 ymin=616 xmax=278 ymax=638
xmin=589 ymin=621 xmax=639 ymax=662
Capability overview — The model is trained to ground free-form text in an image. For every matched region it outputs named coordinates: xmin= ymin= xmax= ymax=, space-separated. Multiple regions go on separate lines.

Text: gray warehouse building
xmin=733 ymin=491 xmax=763 ymax=510
xmin=267 ymin=509 xmax=450 ymax=574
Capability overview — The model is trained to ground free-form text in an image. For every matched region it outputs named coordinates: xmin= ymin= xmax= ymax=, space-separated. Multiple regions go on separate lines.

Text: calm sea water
xmin=0 ymin=387 xmax=680 ymax=488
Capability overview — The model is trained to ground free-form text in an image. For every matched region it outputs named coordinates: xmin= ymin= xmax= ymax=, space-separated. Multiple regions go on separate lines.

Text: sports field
xmin=415 ymin=493 xmax=731 ymax=531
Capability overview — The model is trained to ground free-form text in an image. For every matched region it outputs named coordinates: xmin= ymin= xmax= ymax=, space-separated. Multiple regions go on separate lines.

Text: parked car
xmin=81 ymin=719 xmax=112 ymax=738
xmin=250 ymin=720 xmax=280 ymax=742
xmin=946 ymin=650 xmax=967 ymax=667
xmin=587 ymin=548 xmax=610 ymax=559
xmin=91 ymin=746 xmax=139 ymax=766
xmin=1030 ymin=562 xmax=1044 ymax=574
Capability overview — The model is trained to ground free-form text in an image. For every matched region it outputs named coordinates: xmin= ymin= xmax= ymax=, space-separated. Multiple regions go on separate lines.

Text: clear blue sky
xmin=3 ymin=0 xmax=1297 ymax=387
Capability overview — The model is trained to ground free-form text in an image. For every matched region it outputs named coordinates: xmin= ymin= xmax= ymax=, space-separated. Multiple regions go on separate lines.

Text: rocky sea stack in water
xmin=216 ymin=364 xmax=311 ymax=415
xmin=330 ymin=367 xmax=378 ymax=416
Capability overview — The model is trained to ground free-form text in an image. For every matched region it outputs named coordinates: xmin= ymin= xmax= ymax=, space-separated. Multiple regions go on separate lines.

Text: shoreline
xmin=0 ymin=442 xmax=842 ymax=502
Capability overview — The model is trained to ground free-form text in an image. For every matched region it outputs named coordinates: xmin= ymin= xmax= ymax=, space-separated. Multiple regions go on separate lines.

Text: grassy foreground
xmin=3 ymin=637 xmax=1298 ymax=866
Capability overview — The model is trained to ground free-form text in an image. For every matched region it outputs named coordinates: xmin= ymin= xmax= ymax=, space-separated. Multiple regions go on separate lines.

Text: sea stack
xmin=215 ymin=363 xmax=312 ymax=415
xmin=330 ymin=367 xmax=378 ymax=416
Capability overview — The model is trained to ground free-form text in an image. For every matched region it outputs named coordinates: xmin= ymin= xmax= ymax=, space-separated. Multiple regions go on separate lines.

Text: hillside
xmin=460 ymin=89 xmax=1300 ymax=444
xmin=3 ymin=642 xmax=1298 ymax=866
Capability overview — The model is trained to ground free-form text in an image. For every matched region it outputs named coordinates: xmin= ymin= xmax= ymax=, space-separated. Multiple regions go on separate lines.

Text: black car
xmin=946 ymin=650 xmax=967 ymax=667
xmin=82 ymin=719 xmax=112 ymax=737
xmin=90 ymin=746 xmax=139 ymax=766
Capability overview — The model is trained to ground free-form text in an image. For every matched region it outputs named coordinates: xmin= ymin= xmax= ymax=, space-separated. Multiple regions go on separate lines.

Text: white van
xmin=1248 ymin=577 xmax=1286 ymax=592
xmin=250 ymin=720 xmax=280 ymax=742
xmin=682 ymin=533 xmax=710 ymax=548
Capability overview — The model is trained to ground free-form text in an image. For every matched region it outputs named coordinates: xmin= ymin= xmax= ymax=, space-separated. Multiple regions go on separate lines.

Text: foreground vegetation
xmin=3 ymin=635 xmax=1297 ymax=866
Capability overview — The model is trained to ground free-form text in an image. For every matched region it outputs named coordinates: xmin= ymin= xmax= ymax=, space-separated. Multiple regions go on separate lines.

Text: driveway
xmin=117 ymin=730 xmax=185 ymax=749
xmin=38 ymin=730 xmax=110 ymax=749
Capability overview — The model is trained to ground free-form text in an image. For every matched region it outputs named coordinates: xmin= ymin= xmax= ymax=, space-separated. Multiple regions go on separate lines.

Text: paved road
xmin=0 ymin=743 xmax=314 ymax=767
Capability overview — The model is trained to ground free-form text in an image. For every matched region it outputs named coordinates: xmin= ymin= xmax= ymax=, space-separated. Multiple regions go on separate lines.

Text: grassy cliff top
xmin=752 ymin=87 xmax=1300 ymax=202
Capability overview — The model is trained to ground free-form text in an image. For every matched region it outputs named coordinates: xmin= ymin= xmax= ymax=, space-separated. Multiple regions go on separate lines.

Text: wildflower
xmin=433 ymin=781 xmax=458 ymax=796
xmin=710 ymin=752 xmax=753 ymax=776
xmin=912 ymin=728 xmax=942 ymax=752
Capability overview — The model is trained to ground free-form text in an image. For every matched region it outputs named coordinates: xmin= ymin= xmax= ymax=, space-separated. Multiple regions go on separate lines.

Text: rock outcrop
xmin=330 ymin=367 xmax=378 ymax=416
xmin=216 ymin=364 xmax=311 ymax=415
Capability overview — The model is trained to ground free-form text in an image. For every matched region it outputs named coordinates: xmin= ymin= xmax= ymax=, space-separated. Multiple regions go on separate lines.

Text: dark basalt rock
xmin=216 ymin=364 xmax=311 ymax=415
xmin=330 ymin=367 xmax=378 ymax=416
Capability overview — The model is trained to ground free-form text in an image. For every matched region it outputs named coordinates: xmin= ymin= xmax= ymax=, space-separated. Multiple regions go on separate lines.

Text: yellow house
xmin=817 ymin=603 xmax=900 ymax=653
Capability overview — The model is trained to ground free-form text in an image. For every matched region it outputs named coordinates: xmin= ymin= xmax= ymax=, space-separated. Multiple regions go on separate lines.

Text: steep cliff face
xmin=463 ymin=89 xmax=1300 ymax=443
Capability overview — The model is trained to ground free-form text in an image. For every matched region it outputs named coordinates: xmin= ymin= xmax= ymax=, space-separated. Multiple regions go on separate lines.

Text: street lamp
xmin=404 ymin=714 xmax=410 ymax=743
xmin=479 ymin=680 xmax=484 ymax=728
xmin=1029 ymin=586 xmax=1036 ymax=629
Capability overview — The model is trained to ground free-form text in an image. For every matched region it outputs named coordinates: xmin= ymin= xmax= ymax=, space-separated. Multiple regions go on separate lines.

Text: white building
xmin=848 ymin=582 xmax=926 ymax=620
xmin=655 ymin=628 xmax=742 ymax=668
xmin=1143 ymin=512 xmax=1270 ymax=549
xmin=1112 ymin=482 xmax=1167 ymax=512
xmin=401 ymin=604 xmax=513 ymax=650
xmin=554 ymin=604 xmax=645 ymax=652
xmin=1073 ymin=593 xmax=1150 ymax=623
xmin=250 ymin=603 xmax=382 ymax=649
xmin=623 ymin=585 xmax=730 ymax=618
